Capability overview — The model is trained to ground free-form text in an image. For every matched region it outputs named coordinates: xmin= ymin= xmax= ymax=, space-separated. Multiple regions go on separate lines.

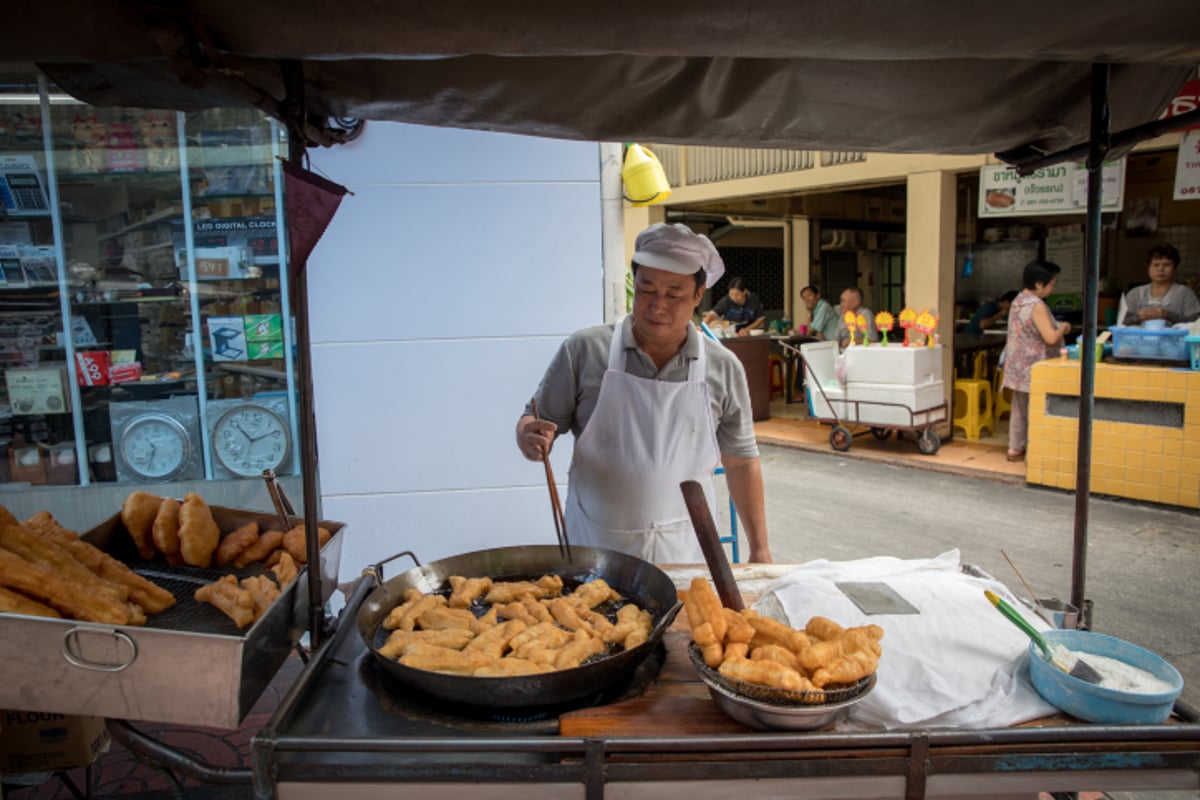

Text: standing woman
xmin=1001 ymin=260 xmax=1071 ymax=462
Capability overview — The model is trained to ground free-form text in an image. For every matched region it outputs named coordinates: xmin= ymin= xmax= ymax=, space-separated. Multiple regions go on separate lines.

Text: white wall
xmin=307 ymin=124 xmax=603 ymax=578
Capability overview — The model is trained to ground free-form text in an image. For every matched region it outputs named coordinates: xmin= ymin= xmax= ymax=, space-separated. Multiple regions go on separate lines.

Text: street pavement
xmin=728 ymin=443 xmax=1200 ymax=713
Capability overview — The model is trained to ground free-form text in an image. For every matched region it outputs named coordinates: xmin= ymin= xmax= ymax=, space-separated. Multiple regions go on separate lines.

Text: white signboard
xmin=979 ymin=161 xmax=1125 ymax=217
xmin=1172 ymin=130 xmax=1200 ymax=201
xmin=1044 ymin=225 xmax=1084 ymax=295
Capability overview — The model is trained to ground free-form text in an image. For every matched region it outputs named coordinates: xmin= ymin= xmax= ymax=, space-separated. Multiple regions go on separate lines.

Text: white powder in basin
xmin=1057 ymin=649 xmax=1177 ymax=694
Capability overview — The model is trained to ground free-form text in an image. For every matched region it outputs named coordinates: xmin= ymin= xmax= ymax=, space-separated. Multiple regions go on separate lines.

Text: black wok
xmin=357 ymin=545 xmax=682 ymax=709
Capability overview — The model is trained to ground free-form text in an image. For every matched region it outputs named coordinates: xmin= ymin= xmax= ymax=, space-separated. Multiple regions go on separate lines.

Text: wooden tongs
xmin=531 ymin=398 xmax=572 ymax=562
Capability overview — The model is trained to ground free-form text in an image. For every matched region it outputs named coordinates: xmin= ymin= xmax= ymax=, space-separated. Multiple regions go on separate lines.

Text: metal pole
xmin=1071 ymin=63 xmax=1110 ymax=620
xmin=279 ymin=59 xmax=326 ymax=649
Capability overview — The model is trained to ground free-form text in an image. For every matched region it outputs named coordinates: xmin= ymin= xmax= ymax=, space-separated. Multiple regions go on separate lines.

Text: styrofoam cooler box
xmin=817 ymin=380 xmax=945 ymax=427
xmin=843 ymin=345 xmax=942 ymax=385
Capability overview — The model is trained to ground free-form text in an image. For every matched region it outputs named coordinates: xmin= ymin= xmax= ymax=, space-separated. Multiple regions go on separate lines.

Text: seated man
xmin=834 ymin=287 xmax=879 ymax=349
xmin=965 ymin=291 xmax=1018 ymax=335
xmin=800 ymin=284 xmax=839 ymax=340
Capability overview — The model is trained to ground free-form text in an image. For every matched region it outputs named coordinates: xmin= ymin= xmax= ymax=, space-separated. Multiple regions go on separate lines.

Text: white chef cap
xmin=633 ymin=223 xmax=725 ymax=288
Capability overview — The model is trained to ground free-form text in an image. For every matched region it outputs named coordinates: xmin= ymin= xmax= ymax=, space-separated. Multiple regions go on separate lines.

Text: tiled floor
xmin=760 ymin=397 xmax=1027 ymax=484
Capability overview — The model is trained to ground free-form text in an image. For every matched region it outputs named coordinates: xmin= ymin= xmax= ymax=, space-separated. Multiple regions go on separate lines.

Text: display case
xmin=0 ymin=75 xmax=298 ymax=488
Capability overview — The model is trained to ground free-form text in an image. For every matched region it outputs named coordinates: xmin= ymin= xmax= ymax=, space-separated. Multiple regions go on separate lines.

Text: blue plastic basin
xmin=1028 ymin=630 xmax=1183 ymax=724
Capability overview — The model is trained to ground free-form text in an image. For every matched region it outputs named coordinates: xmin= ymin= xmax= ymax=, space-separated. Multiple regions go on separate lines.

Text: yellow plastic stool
xmin=952 ymin=378 xmax=994 ymax=440
xmin=993 ymin=367 xmax=1012 ymax=425
xmin=972 ymin=350 xmax=989 ymax=380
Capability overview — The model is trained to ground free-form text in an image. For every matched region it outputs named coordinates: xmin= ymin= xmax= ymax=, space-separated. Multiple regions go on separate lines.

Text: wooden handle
xmin=985 ymin=590 xmax=1050 ymax=657
xmin=680 ymin=480 xmax=744 ymax=611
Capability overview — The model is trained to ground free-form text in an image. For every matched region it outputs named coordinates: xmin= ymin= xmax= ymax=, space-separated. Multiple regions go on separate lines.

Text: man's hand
xmin=516 ymin=414 xmax=557 ymax=461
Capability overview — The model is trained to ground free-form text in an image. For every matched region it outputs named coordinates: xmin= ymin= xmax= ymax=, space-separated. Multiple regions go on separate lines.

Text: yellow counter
xmin=1027 ymin=360 xmax=1200 ymax=508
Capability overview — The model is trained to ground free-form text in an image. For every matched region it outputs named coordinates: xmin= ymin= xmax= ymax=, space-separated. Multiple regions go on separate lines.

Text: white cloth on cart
xmin=754 ymin=549 xmax=1058 ymax=730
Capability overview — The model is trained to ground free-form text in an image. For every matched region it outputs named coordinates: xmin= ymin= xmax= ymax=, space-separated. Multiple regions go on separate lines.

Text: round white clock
xmin=212 ymin=403 xmax=291 ymax=477
xmin=117 ymin=412 xmax=192 ymax=481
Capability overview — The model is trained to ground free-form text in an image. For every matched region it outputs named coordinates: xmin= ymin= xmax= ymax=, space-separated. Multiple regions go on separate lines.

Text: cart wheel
xmin=917 ymin=429 xmax=941 ymax=455
xmin=830 ymin=426 xmax=853 ymax=452
xmin=870 ymin=427 xmax=892 ymax=441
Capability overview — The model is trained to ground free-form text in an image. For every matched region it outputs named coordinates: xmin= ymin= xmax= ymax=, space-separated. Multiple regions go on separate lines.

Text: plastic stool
xmin=713 ymin=466 xmax=740 ymax=563
xmin=972 ymin=350 xmax=989 ymax=380
xmin=952 ymin=378 xmax=993 ymax=440
xmin=768 ymin=356 xmax=786 ymax=401
xmin=993 ymin=367 xmax=1012 ymax=425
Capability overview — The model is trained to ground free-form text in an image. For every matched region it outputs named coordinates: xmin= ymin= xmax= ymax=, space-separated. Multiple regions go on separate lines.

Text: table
xmin=722 ymin=336 xmax=771 ymax=420
xmin=952 ymin=333 xmax=1007 ymax=383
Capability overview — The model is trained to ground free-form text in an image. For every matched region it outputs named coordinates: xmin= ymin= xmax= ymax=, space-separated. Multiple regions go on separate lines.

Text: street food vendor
xmin=516 ymin=223 xmax=772 ymax=564
xmin=703 ymin=277 xmax=766 ymax=334
xmin=1121 ymin=243 xmax=1200 ymax=326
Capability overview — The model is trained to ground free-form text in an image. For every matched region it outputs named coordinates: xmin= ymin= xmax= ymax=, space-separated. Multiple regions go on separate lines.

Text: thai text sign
xmin=979 ymin=161 xmax=1124 ymax=217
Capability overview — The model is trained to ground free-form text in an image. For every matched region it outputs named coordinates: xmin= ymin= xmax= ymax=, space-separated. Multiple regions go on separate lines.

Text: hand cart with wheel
xmin=790 ymin=340 xmax=947 ymax=455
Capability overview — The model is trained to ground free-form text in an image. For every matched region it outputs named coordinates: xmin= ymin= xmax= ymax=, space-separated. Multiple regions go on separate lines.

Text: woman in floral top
xmin=1001 ymin=260 xmax=1071 ymax=462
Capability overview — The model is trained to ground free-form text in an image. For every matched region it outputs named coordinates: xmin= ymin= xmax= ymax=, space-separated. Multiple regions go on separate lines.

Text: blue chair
xmin=713 ymin=467 xmax=740 ymax=563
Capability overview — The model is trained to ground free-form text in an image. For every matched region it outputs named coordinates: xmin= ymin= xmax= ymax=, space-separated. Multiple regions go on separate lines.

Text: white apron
xmin=564 ymin=323 xmax=721 ymax=563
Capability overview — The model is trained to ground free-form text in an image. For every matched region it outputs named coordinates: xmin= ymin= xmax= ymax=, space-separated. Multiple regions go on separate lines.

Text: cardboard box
xmin=0 ymin=711 xmax=110 ymax=772
xmin=244 ymin=313 xmax=282 ymax=342
xmin=74 ymin=351 xmax=112 ymax=386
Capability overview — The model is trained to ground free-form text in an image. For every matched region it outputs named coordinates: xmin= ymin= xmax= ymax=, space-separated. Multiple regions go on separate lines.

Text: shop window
xmin=0 ymin=78 xmax=297 ymax=488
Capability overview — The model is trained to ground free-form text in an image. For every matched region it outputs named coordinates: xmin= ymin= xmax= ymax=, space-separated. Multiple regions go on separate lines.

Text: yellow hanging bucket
xmin=622 ymin=144 xmax=672 ymax=207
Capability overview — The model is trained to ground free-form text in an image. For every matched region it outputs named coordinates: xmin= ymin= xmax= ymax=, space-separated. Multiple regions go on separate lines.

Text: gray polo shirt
xmin=528 ymin=317 xmax=759 ymax=459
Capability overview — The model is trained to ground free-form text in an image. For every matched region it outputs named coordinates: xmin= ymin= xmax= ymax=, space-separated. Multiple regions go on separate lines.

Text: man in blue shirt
xmin=965 ymin=291 xmax=1018 ymax=335
xmin=800 ymin=284 xmax=838 ymax=340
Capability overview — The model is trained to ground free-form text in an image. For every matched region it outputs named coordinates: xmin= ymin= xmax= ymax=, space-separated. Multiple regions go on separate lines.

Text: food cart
xmin=795 ymin=340 xmax=948 ymax=455
xmin=5 ymin=3 xmax=1200 ymax=798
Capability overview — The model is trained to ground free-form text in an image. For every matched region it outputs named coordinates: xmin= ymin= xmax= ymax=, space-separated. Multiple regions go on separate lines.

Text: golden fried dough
xmin=554 ymin=632 xmax=605 ymax=669
xmin=271 ymin=552 xmax=299 ymax=588
xmin=464 ymin=619 xmax=527 ymax=660
xmin=151 ymin=497 xmax=182 ymax=564
xmin=399 ymin=644 xmax=493 ymax=675
xmin=448 ymin=575 xmax=492 ymax=608
xmin=742 ymin=609 xmax=811 ymax=652
xmin=0 ymin=504 xmax=18 ymax=527
xmin=0 ymin=546 xmax=133 ymax=625
xmin=121 ymin=491 xmax=163 ymax=560
xmin=0 ymin=586 xmax=61 ymax=618
xmin=281 ymin=525 xmax=332 ymax=565
xmin=233 ymin=529 xmax=283 ymax=569
xmin=0 ymin=523 xmax=128 ymax=604
xmin=805 ymin=616 xmax=845 ymax=642
xmin=195 ymin=575 xmax=255 ymax=628
xmin=683 ymin=577 xmax=726 ymax=644
xmin=571 ymin=579 xmax=621 ymax=609
xmin=178 ymin=493 xmax=220 ymax=568
xmin=240 ymin=574 xmax=280 ymax=619
xmin=379 ymin=629 xmax=476 ymax=659
xmin=215 ymin=521 xmax=259 ymax=566
xmin=719 ymin=656 xmax=813 ymax=692
xmin=749 ymin=643 xmax=801 ymax=672
xmin=24 ymin=513 xmax=175 ymax=614
xmin=484 ymin=575 xmax=563 ymax=604
xmin=417 ymin=606 xmax=477 ymax=631
xmin=474 ymin=658 xmax=551 ymax=677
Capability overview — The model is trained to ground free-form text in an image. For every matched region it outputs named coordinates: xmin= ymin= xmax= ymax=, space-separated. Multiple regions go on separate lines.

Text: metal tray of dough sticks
xmin=0 ymin=506 xmax=344 ymax=729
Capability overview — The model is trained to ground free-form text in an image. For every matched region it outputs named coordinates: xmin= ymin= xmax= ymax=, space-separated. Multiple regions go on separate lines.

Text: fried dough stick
xmin=0 ymin=547 xmax=132 ymax=624
xmin=0 ymin=523 xmax=128 ymax=604
xmin=121 ymin=491 xmax=162 ymax=560
xmin=25 ymin=512 xmax=176 ymax=613
xmin=215 ymin=521 xmax=259 ymax=567
xmin=447 ymin=575 xmax=492 ymax=609
xmin=240 ymin=575 xmax=280 ymax=620
xmin=195 ymin=575 xmax=256 ymax=629
xmin=0 ymin=586 xmax=61 ymax=618
xmin=271 ymin=552 xmax=299 ymax=588
xmin=179 ymin=493 xmax=220 ymax=568
xmin=152 ymin=497 xmax=183 ymax=565
xmin=282 ymin=525 xmax=332 ymax=565
xmin=484 ymin=575 xmax=563 ymax=604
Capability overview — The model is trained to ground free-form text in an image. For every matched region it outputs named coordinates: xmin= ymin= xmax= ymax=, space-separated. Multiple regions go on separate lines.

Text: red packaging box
xmin=108 ymin=362 xmax=143 ymax=384
xmin=74 ymin=351 xmax=111 ymax=386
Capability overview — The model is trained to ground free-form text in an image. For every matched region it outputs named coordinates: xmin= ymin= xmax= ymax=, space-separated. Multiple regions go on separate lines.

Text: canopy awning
xmin=13 ymin=0 xmax=1199 ymax=161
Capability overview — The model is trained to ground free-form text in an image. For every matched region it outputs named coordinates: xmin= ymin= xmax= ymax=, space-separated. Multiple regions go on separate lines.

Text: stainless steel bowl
xmin=700 ymin=671 xmax=876 ymax=731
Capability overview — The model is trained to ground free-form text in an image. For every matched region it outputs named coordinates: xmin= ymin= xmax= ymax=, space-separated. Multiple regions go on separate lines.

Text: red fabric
xmin=282 ymin=159 xmax=349 ymax=272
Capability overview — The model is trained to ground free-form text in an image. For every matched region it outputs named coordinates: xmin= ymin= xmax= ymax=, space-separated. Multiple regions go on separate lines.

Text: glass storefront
xmin=0 ymin=75 xmax=298 ymax=490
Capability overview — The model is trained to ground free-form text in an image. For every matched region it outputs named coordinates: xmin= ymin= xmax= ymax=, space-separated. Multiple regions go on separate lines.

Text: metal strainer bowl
xmin=689 ymin=644 xmax=875 ymax=730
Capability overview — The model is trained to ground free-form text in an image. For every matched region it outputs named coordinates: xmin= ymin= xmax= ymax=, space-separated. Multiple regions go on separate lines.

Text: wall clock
xmin=211 ymin=402 xmax=292 ymax=477
xmin=116 ymin=412 xmax=193 ymax=481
